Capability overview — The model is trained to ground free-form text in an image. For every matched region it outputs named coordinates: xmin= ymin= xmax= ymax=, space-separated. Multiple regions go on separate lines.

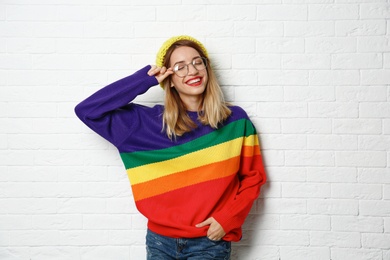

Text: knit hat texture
xmin=156 ymin=35 xmax=209 ymax=68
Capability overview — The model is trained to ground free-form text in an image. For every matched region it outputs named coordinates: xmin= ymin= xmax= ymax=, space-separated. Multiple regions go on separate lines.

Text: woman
xmin=75 ymin=35 xmax=266 ymax=260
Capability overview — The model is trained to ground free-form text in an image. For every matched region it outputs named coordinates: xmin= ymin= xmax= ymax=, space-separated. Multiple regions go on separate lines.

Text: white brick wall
xmin=1 ymin=0 xmax=389 ymax=259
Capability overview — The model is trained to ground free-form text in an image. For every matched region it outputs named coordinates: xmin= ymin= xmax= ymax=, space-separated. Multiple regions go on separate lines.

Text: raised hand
xmin=147 ymin=65 xmax=174 ymax=84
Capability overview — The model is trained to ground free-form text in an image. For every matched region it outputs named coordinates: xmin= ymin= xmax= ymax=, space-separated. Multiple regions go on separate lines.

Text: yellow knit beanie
xmin=156 ymin=35 xmax=209 ymax=68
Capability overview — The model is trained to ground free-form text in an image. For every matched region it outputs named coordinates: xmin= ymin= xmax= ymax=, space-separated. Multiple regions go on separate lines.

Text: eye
xmin=193 ymin=58 xmax=203 ymax=65
xmin=174 ymin=64 xmax=185 ymax=71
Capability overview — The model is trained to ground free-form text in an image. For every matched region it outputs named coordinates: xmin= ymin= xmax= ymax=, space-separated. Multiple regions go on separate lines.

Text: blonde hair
xmin=160 ymin=39 xmax=231 ymax=139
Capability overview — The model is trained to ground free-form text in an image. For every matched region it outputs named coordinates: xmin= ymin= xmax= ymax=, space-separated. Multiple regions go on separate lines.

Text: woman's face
xmin=169 ymin=46 xmax=208 ymax=106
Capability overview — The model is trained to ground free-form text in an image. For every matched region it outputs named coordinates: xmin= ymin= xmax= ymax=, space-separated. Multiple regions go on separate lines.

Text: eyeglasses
xmin=172 ymin=57 xmax=207 ymax=78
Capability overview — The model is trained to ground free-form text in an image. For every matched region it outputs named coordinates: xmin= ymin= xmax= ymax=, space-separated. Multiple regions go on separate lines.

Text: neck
xmin=180 ymin=96 xmax=202 ymax=112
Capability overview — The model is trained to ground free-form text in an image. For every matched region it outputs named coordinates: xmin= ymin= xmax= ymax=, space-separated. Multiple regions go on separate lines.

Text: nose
xmin=187 ymin=63 xmax=198 ymax=76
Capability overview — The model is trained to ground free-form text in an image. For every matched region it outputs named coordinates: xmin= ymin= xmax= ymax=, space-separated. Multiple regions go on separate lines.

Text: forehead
xmin=170 ymin=46 xmax=201 ymax=64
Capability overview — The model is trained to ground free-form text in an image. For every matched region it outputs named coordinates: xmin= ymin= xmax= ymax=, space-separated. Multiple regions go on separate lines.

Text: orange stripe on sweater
xmin=132 ymin=156 xmax=241 ymax=201
xmin=241 ymin=145 xmax=260 ymax=157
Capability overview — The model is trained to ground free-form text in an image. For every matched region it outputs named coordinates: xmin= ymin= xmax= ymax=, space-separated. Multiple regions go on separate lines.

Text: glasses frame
xmin=172 ymin=57 xmax=208 ymax=78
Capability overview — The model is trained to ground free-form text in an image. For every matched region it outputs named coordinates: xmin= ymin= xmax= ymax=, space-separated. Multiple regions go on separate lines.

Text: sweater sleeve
xmin=212 ymin=121 xmax=267 ymax=237
xmin=74 ymin=65 xmax=159 ymax=147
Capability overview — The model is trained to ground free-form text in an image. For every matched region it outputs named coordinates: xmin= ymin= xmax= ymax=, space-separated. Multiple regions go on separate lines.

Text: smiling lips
xmin=185 ymin=76 xmax=203 ymax=87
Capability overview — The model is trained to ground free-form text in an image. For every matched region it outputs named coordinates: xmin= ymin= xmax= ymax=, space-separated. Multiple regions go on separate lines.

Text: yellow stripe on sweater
xmin=127 ymin=135 xmax=257 ymax=185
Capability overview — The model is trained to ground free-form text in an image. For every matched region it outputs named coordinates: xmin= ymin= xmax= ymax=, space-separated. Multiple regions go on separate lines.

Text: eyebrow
xmin=173 ymin=56 xmax=201 ymax=66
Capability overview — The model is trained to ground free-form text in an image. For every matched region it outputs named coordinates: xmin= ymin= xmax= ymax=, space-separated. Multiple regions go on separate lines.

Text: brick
xmin=336 ymin=151 xmax=386 ymax=167
xmin=59 ymin=231 xmax=108 ymax=246
xmin=266 ymin=167 xmax=306 ymax=182
xmin=358 ymin=36 xmax=390 ymax=52
xmin=336 ymin=86 xmax=387 ymax=102
xmin=280 ymin=246 xmax=330 ymax=260
xmin=241 ymin=230 xmax=309 ymax=246
xmin=258 ymin=70 xmax=308 ymax=86
xmin=109 ymin=230 xmax=145 ymax=245
xmin=0 ymin=247 xmax=31 ymax=260
xmin=308 ymin=135 xmax=358 ymax=150
xmin=0 ymin=54 xmax=31 ymax=70
xmin=333 ymin=119 xmax=382 ymax=134
xmin=256 ymin=37 xmax=304 ymax=53
xmin=385 ymin=119 xmax=390 ymax=134
xmin=251 ymin=118 xmax=281 ymax=134
xmin=362 ymin=233 xmax=390 ymax=249
xmin=307 ymin=167 xmax=357 ymax=183
xmin=358 ymin=168 xmax=390 ymax=184
xmin=261 ymin=150 xmax=285 ymax=166
xmin=32 ymin=215 xmax=82 ymax=230
xmin=258 ymin=198 xmax=307 ymax=214
xmin=336 ymin=20 xmax=386 ymax=36
xmin=360 ymin=102 xmax=390 ymax=118
xmin=0 ymin=215 xmax=32 ymax=230
xmin=285 ymin=21 xmax=334 ymax=37
xmin=9 ymin=231 xmax=59 ymax=246
xmin=332 ymin=216 xmax=383 ymax=233
xmin=311 ymin=231 xmax=361 ymax=248
xmin=285 ymin=86 xmax=335 ymax=101
xmin=310 ymin=70 xmax=360 ymax=86
xmin=83 ymin=214 xmax=132 ymax=230
xmin=29 ymin=246 xmax=80 ymax=260
xmin=306 ymin=37 xmax=356 ymax=53
xmin=7 ymin=38 xmax=56 ymax=54
xmin=58 ymin=166 xmax=107 ymax=182
xmin=280 ymin=215 xmax=330 ymax=231
xmin=282 ymin=182 xmax=331 ymax=198
xmin=6 ymin=5 xmax=58 ymax=21
xmin=261 ymin=134 xmax=306 ymax=150
xmin=207 ymin=5 xmax=256 ymax=21
xmin=231 ymin=246 xmax=279 ymax=260
xmin=332 ymin=53 xmax=382 ymax=69
xmin=80 ymin=246 xmax=130 ymax=260
xmin=257 ymin=102 xmax=307 ymax=118
xmin=235 ymin=86 xmax=283 ymax=102
xmin=360 ymin=3 xmax=390 ymax=19
xmin=282 ymin=118 xmax=332 ymax=134
xmin=332 ymin=183 xmax=382 ymax=199
xmin=257 ymin=4 xmax=307 ymax=21
xmin=359 ymin=135 xmax=390 ymax=151
xmin=385 ymin=217 xmax=390 ymax=232
xmin=32 ymin=182 xmax=83 ymax=198
xmin=384 ymin=185 xmax=390 ymax=200
xmin=235 ymin=21 xmax=283 ymax=37
xmin=82 ymin=182 xmax=132 ymax=198
xmin=57 ymin=198 xmax=105 ymax=214
xmin=207 ymin=37 xmax=256 ymax=54
xmin=309 ymin=102 xmax=358 ymax=118
xmin=242 ymin=214 xmax=280 ymax=230
xmin=108 ymin=6 xmax=156 ymax=21
xmin=0 ymin=183 xmax=32 ymax=198
xmin=308 ymin=4 xmax=359 ymax=20
xmin=360 ymin=200 xmax=390 ymax=216
xmin=233 ymin=54 xmax=281 ymax=69
xmin=283 ymin=54 xmax=330 ymax=69
xmin=385 ymin=53 xmax=390 ymax=68
xmin=308 ymin=199 xmax=358 ymax=215
xmin=361 ymin=70 xmax=390 ymax=85
xmin=331 ymin=248 xmax=383 ymax=260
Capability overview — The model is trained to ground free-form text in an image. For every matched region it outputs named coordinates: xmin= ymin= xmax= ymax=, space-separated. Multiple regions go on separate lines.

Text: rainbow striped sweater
xmin=75 ymin=65 xmax=266 ymax=242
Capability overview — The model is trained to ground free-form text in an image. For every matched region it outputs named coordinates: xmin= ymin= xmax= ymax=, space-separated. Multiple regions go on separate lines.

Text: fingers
xmin=196 ymin=217 xmax=226 ymax=241
xmin=148 ymin=66 xmax=174 ymax=84
xmin=195 ymin=218 xmax=212 ymax=228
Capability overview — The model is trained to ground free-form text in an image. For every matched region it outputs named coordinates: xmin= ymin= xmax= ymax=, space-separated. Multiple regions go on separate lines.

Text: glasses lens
xmin=193 ymin=57 xmax=207 ymax=71
xmin=173 ymin=63 xmax=187 ymax=77
xmin=173 ymin=57 xmax=207 ymax=78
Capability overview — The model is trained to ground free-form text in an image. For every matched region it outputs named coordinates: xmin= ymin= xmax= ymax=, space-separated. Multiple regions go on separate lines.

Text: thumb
xmin=195 ymin=218 xmax=212 ymax=228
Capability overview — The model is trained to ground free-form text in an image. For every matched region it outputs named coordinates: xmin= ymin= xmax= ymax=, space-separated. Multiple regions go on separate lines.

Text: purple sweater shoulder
xmin=74 ymin=65 xmax=159 ymax=147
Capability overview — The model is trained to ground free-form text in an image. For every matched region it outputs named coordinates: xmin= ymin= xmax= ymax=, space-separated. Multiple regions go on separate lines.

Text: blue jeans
xmin=146 ymin=229 xmax=231 ymax=260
